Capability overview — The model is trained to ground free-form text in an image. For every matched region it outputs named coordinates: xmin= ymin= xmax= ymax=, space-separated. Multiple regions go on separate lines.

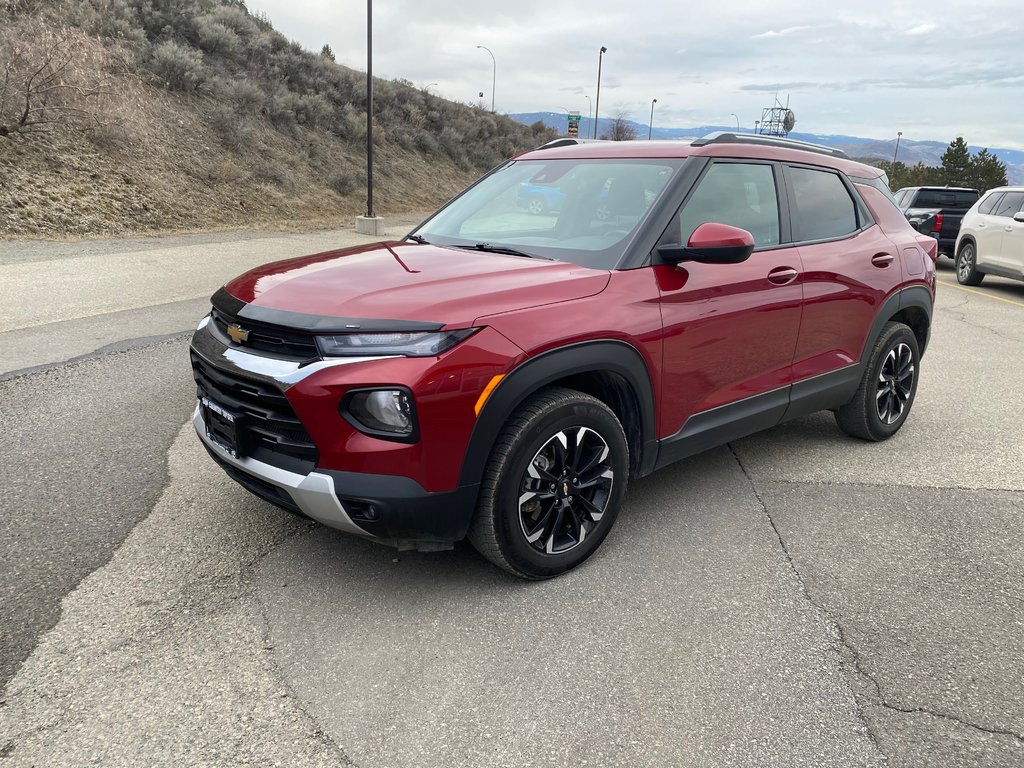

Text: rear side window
xmin=993 ymin=192 xmax=1024 ymax=218
xmin=978 ymin=192 xmax=1004 ymax=215
xmin=955 ymin=191 xmax=980 ymax=208
xmin=789 ymin=167 xmax=858 ymax=241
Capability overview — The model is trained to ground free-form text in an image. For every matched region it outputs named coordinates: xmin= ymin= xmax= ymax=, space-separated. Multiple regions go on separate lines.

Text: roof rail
xmin=536 ymin=137 xmax=583 ymax=150
xmin=691 ymin=131 xmax=849 ymax=159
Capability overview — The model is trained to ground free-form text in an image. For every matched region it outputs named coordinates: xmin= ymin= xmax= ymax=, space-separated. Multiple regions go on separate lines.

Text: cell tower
xmin=758 ymin=95 xmax=796 ymax=137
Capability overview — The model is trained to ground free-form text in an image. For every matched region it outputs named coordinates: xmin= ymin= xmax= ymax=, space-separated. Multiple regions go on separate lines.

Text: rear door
xmin=784 ymin=164 xmax=900 ymax=382
xmin=987 ymin=191 xmax=1024 ymax=271
xmin=973 ymin=192 xmax=1007 ymax=263
xmin=997 ymin=194 xmax=1024 ymax=274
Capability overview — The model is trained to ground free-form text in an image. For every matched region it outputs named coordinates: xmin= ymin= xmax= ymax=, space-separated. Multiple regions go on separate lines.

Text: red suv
xmin=191 ymin=133 xmax=936 ymax=579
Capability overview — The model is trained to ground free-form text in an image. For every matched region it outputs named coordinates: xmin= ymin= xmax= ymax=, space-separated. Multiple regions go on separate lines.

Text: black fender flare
xmin=457 ymin=340 xmax=658 ymax=488
xmin=861 ymin=285 xmax=933 ymax=363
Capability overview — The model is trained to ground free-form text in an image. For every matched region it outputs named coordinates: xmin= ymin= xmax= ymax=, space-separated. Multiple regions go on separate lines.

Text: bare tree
xmin=601 ymin=110 xmax=637 ymax=141
xmin=0 ymin=20 xmax=110 ymax=139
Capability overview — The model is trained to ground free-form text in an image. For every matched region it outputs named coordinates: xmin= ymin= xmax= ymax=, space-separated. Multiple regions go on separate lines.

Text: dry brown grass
xmin=0 ymin=5 xmax=538 ymax=239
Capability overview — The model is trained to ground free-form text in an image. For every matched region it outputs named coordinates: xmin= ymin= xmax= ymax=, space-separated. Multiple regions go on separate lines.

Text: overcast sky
xmin=247 ymin=0 xmax=1024 ymax=149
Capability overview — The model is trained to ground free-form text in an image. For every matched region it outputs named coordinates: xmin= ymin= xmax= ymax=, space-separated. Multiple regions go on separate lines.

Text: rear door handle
xmin=871 ymin=253 xmax=895 ymax=268
xmin=1006 ymin=226 xmax=1015 ymax=232
xmin=767 ymin=266 xmax=799 ymax=285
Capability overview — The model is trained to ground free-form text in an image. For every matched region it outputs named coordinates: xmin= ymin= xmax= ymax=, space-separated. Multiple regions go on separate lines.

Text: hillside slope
xmin=0 ymin=0 xmax=554 ymax=237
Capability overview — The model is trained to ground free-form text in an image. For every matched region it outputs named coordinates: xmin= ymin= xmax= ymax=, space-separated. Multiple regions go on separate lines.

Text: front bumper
xmin=194 ymin=406 xmax=479 ymax=549
xmin=194 ymin=405 xmax=370 ymax=536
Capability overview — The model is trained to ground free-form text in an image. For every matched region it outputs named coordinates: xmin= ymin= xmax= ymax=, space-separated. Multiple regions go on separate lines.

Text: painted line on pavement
xmin=938 ymin=279 xmax=1024 ymax=309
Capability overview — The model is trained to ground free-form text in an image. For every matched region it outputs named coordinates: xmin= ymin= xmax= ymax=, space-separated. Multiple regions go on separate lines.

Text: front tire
xmin=835 ymin=322 xmax=920 ymax=441
xmin=468 ymin=387 xmax=628 ymax=579
xmin=956 ymin=241 xmax=984 ymax=286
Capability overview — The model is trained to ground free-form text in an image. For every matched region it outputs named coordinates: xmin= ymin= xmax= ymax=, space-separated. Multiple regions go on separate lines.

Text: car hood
xmin=222 ymin=241 xmax=611 ymax=328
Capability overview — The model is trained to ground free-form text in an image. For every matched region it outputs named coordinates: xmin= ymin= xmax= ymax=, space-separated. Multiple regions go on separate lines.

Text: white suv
xmin=955 ymin=187 xmax=1024 ymax=285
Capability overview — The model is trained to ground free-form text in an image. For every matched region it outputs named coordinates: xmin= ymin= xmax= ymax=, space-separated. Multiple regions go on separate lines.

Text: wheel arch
xmin=862 ymin=286 xmax=933 ymax=362
xmin=458 ymin=341 xmax=658 ymax=489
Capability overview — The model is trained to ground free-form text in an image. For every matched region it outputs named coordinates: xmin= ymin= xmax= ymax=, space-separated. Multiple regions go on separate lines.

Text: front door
xmin=655 ymin=160 xmax=803 ymax=445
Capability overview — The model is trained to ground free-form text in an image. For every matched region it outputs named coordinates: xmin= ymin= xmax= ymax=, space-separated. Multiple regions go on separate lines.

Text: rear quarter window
xmin=978 ymin=192 xmax=1004 ymax=215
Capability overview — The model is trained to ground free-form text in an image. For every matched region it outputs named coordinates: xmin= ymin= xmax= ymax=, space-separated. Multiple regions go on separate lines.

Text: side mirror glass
xmin=1013 ymin=211 xmax=1024 ymax=223
xmin=658 ymin=222 xmax=755 ymax=265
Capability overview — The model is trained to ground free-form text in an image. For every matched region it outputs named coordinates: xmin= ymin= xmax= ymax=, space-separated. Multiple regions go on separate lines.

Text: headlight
xmin=342 ymin=388 xmax=418 ymax=442
xmin=316 ymin=328 xmax=478 ymax=357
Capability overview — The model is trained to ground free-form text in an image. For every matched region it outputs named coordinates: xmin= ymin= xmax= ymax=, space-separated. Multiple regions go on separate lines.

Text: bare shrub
xmin=149 ymin=40 xmax=205 ymax=91
xmin=253 ymin=160 xmax=293 ymax=188
xmin=328 ymin=172 xmax=357 ymax=196
xmin=209 ymin=103 xmax=252 ymax=150
xmin=0 ymin=17 xmax=111 ymax=139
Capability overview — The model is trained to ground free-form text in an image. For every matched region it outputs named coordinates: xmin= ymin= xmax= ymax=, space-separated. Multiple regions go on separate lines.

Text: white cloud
xmin=903 ymin=23 xmax=937 ymax=36
xmin=751 ymin=25 xmax=814 ymax=39
xmin=245 ymin=0 xmax=1024 ymax=149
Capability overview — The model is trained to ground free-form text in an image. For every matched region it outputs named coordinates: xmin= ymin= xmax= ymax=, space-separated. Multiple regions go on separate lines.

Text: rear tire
xmin=468 ymin=387 xmax=628 ymax=579
xmin=956 ymin=241 xmax=984 ymax=286
xmin=835 ymin=322 xmax=920 ymax=441
xmin=526 ymin=196 xmax=546 ymax=215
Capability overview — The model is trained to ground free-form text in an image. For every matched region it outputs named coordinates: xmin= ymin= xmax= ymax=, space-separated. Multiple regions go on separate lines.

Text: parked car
xmin=190 ymin=132 xmax=936 ymax=579
xmin=516 ymin=181 xmax=566 ymax=215
xmin=954 ymin=186 xmax=1024 ymax=285
xmin=894 ymin=186 xmax=980 ymax=258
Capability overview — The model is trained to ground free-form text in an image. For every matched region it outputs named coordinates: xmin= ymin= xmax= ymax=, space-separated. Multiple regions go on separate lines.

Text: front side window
xmin=789 ymin=166 xmax=858 ymax=242
xmin=993 ymin=191 xmax=1024 ymax=218
xmin=673 ymin=162 xmax=781 ymax=247
xmin=412 ymin=158 xmax=680 ymax=269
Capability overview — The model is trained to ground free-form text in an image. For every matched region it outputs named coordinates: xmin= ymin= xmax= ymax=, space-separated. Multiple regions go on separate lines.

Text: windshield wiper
xmin=406 ymin=234 xmax=430 ymax=244
xmin=459 ymin=242 xmax=553 ymax=260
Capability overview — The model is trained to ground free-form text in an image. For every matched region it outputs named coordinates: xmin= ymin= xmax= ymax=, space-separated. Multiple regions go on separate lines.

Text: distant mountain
xmin=511 ymin=112 xmax=1024 ymax=186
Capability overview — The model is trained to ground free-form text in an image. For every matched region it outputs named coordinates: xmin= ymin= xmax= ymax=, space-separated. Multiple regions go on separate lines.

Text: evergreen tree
xmin=967 ymin=148 xmax=1008 ymax=192
xmin=320 ymin=43 xmax=335 ymax=62
xmin=940 ymin=137 xmax=972 ymax=186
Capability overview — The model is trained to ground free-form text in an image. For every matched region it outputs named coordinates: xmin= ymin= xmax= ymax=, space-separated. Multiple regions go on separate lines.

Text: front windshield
xmin=411 ymin=157 xmax=682 ymax=269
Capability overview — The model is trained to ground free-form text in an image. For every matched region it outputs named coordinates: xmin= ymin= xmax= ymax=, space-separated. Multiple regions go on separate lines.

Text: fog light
xmin=344 ymin=388 xmax=417 ymax=442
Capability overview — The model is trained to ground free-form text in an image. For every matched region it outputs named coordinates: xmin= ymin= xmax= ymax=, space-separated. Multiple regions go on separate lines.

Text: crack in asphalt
xmin=728 ymin=443 xmax=1024 ymax=752
xmin=726 ymin=443 xmax=887 ymax=757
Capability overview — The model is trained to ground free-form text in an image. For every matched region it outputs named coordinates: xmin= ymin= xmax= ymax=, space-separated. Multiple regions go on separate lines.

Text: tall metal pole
xmin=731 ymin=113 xmax=740 ymax=131
xmin=593 ymin=46 xmax=606 ymax=139
xmin=366 ymin=0 xmax=374 ymax=218
xmin=584 ymin=95 xmax=592 ymax=137
xmin=892 ymin=131 xmax=903 ymax=168
xmin=648 ymin=98 xmax=657 ymax=140
xmin=477 ymin=45 xmax=495 ymax=112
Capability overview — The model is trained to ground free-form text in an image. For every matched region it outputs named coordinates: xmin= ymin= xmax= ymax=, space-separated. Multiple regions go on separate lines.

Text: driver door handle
xmin=767 ymin=266 xmax=799 ymax=285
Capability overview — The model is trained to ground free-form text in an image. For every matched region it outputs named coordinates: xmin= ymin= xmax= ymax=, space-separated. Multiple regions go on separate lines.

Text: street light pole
xmin=730 ymin=113 xmax=740 ymax=131
xmin=593 ymin=46 xmax=606 ymax=139
xmin=366 ymin=0 xmax=374 ymax=218
xmin=648 ymin=98 xmax=657 ymax=140
xmin=476 ymin=45 xmax=495 ymax=112
xmin=584 ymin=95 xmax=592 ymax=137
xmin=892 ymin=131 xmax=903 ymax=167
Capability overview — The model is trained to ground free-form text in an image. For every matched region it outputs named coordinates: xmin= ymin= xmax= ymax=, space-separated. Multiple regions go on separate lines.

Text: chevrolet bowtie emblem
xmin=226 ymin=324 xmax=250 ymax=344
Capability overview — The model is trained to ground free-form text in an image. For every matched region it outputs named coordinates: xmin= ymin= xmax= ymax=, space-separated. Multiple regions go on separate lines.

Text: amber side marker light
xmin=474 ymin=374 xmax=505 ymax=416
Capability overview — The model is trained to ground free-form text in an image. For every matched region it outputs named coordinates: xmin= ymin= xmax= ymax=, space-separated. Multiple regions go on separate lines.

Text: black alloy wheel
xmin=836 ymin=321 xmax=921 ymax=441
xmin=468 ymin=387 xmax=628 ymax=579
xmin=518 ymin=426 xmax=614 ymax=555
xmin=875 ymin=343 xmax=915 ymax=425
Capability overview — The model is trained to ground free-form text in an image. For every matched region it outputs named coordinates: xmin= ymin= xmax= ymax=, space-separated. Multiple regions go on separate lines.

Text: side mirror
xmin=1014 ymin=211 xmax=1024 ymax=223
xmin=657 ymin=222 xmax=755 ymax=265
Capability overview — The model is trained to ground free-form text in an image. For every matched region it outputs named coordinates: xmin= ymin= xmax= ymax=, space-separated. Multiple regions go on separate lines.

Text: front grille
xmin=210 ymin=308 xmax=320 ymax=362
xmin=191 ymin=352 xmax=318 ymax=472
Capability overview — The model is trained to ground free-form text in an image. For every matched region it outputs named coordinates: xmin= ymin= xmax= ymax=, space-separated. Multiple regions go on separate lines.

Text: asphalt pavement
xmin=0 ymin=235 xmax=1022 ymax=768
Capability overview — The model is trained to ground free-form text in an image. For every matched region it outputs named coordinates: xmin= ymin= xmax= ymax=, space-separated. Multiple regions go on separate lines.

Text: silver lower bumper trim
xmin=192 ymin=406 xmax=372 ymax=537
